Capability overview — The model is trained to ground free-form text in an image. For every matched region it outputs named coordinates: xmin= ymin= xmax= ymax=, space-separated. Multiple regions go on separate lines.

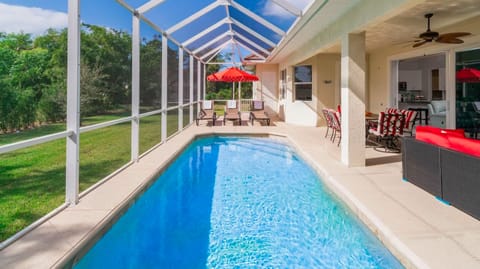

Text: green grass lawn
xmin=0 ymin=111 xmax=186 ymax=241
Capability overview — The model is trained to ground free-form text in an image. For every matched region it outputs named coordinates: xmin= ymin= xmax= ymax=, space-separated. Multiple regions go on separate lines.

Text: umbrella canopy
xmin=207 ymin=67 xmax=259 ymax=82
xmin=456 ymin=68 xmax=480 ymax=83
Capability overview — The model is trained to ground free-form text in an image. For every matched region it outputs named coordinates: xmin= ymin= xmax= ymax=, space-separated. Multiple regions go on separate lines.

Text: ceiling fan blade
xmin=436 ymin=38 xmax=464 ymax=44
xmin=413 ymin=40 xmax=428 ymax=48
xmin=438 ymin=32 xmax=471 ymax=39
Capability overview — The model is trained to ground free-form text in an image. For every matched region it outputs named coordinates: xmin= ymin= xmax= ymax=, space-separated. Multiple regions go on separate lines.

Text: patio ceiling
xmin=274 ymin=0 xmax=480 ymax=59
xmin=120 ymin=0 xmax=315 ymax=65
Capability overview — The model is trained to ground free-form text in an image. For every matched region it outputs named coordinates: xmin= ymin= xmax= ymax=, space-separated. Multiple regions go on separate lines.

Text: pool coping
xmin=1 ymin=124 xmax=479 ymax=268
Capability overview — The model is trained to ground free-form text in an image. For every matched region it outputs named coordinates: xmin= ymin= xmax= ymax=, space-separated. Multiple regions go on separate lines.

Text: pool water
xmin=74 ymin=136 xmax=403 ymax=268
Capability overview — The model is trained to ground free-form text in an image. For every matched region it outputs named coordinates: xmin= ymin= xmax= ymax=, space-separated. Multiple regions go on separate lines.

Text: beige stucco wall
xmin=315 ymin=54 xmax=341 ymax=125
xmin=256 ymin=54 xmax=340 ymax=126
xmin=255 ymin=64 xmax=278 ymax=116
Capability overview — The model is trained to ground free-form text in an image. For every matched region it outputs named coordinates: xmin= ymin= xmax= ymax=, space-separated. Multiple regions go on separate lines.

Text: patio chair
xmin=401 ymin=109 xmax=417 ymax=136
xmin=328 ymin=109 xmax=341 ymax=146
xmin=223 ymin=100 xmax=241 ymax=125
xmin=249 ymin=100 xmax=270 ymax=126
xmin=322 ymin=108 xmax=333 ymax=138
xmin=368 ymin=112 xmax=405 ymax=152
xmin=196 ymin=100 xmax=216 ymax=126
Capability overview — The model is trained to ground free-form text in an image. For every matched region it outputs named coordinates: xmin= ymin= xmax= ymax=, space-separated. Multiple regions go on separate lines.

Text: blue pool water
xmin=74 ymin=136 xmax=403 ymax=268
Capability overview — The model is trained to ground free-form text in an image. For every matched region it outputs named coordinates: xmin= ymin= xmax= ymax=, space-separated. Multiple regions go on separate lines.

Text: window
xmin=280 ymin=69 xmax=287 ymax=99
xmin=294 ymin=65 xmax=312 ymax=101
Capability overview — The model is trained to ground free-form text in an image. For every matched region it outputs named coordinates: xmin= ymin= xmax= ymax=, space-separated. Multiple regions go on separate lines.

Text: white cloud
xmin=262 ymin=0 xmax=312 ymax=18
xmin=0 ymin=3 xmax=67 ymax=35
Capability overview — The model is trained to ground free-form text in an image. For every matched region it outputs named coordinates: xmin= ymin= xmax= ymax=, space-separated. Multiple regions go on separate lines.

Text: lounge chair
xmin=196 ymin=100 xmax=216 ymax=126
xmin=249 ymin=100 xmax=270 ymax=126
xmin=223 ymin=100 xmax=241 ymax=125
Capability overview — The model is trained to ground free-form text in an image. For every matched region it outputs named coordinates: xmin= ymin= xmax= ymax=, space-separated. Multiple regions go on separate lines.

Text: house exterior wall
xmin=256 ymin=54 xmax=341 ymax=126
xmin=255 ymin=64 xmax=278 ymax=116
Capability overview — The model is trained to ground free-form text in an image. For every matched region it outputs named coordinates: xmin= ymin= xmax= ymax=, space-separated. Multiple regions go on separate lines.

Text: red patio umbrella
xmin=207 ymin=67 xmax=259 ymax=82
xmin=207 ymin=67 xmax=259 ymax=100
xmin=456 ymin=68 xmax=480 ymax=83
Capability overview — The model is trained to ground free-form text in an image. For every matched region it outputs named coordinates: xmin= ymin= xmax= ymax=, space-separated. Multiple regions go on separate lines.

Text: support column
xmin=203 ymin=63 xmax=206 ymax=101
xmin=66 ymin=0 xmax=80 ymax=205
xmin=197 ymin=60 xmax=201 ymax=111
xmin=131 ymin=13 xmax=140 ymax=161
xmin=341 ymin=32 xmax=366 ymax=167
xmin=189 ymin=55 xmax=194 ymax=123
xmin=178 ymin=48 xmax=183 ymax=129
xmin=161 ymin=35 xmax=168 ymax=142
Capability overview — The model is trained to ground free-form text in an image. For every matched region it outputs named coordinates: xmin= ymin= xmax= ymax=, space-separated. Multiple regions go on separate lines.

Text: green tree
xmin=81 ymin=24 xmax=132 ymax=108
xmin=139 ymin=35 xmax=162 ymax=108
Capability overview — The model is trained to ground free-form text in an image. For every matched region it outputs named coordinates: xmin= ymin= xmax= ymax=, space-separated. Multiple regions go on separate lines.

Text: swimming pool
xmin=74 ymin=136 xmax=403 ymax=268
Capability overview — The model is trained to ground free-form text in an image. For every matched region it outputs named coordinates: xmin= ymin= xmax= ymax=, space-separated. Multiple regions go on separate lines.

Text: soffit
xmin=270 ymin=0 xmax=480 ymax=63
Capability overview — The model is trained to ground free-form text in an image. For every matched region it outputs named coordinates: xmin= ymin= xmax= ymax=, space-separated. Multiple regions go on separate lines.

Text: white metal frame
xmin=0 ymin=0 xmax=310 ymax=247
xmin=178 ymin=48 xmax=184 ymax=129
xmin=190 ymin=55 xmax=194 ymax=123
xmin=161 ymin=34 xmax=168 ymax=142
xmin=166 ymin=1 xmax=221 ymax=35
xmin=182 ymin=18 xmax=229 ymax=47
xmin=66 ymin=0 xmax=80 ymax=205
xmin=131 ymin=13 xmax=140 ymax=161
xmin=270 ymin=0 xmax=302 ymax=16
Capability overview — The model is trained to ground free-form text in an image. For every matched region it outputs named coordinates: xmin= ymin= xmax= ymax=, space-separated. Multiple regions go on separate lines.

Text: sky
xmin=0 ymin=0 xmax=311 ymax=34
xmin=0 ymin=0 xmax=311 ymax=63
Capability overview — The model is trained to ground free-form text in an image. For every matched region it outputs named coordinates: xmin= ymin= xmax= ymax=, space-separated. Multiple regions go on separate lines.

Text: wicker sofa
xmin=402 ymin=125 xmax=480 ymax=220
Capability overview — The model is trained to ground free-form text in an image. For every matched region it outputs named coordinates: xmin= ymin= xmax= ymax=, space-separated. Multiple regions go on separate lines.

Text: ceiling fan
xmin=412 ymin=13 xmax=471 ymax=48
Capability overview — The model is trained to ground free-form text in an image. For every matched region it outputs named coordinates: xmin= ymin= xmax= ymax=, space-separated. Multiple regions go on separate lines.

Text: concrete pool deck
xmin=1 ymin=121 xmax=480 ymax=268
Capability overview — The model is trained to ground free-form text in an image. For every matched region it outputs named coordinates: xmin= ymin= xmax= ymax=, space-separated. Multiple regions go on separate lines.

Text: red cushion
xmin=448 ymin=136 xmax=480 ymax=158
xmin=415 ymin=126 xmax=465 ymax=148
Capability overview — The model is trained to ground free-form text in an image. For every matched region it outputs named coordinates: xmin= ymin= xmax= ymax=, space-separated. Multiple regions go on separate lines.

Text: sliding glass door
xmin=455 ymin=48 xmax=480 ymax=139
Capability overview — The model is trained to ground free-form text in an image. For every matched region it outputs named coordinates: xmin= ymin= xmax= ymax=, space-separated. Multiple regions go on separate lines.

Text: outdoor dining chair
xmin=368 ymin=112 xmax=405 ymax=152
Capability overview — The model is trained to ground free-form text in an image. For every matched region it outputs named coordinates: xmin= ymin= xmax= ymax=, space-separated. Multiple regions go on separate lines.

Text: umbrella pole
xmin=232 ymin=82 xmax=235 ymax=100
xmin=238 ymin=82 xmax=241 ymax=102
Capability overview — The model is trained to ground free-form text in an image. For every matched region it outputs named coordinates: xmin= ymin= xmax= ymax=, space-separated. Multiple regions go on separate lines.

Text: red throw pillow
xmin=415 ymin=126 xmax=465 ymax=148
xmin=448 ymin=136 xmax=480 ymax=158
xmin=416 ymin=126 xmax=450 ymax=148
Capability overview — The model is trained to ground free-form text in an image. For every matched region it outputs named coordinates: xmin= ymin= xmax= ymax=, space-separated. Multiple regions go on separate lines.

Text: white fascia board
xmin=234 ymin=32 xmax=270 ymax=55
xmin=270 ymin=0 xmax=302 ymax=16
xmin=193 ymin=31 xmax=231 ymax=54
xmin=166 ymin=1 xmax=221 ymax=35
xmin=201 ymin=40 xmax=231 ymax=60
xmin=137 ymin=0 xmax=166 ymax=14
xmin=230 ymin=17 xmax=276 ymax=48
xmin=230 ymin=0 xmax=285 ymax=36
xmin=182 ymin=18 xmax=229 ymax=47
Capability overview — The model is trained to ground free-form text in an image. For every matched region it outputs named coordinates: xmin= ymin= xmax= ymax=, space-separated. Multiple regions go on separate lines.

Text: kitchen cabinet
xmin=399 ymin=70 xmax=422 ymax=91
